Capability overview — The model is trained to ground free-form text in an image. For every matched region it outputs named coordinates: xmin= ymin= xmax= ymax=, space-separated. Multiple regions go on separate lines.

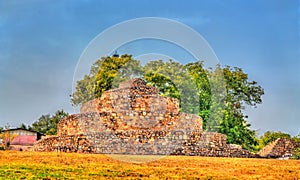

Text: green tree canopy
xmin=19 ymin=123 xmax=27 ymax=130
xmin=144 ymin=60 xmax=198 ymax=113
xmin=71 ymin=54 xmax=142 ymax=106
xmin=218 ymin=66 xmax=264 ymax=150
xmin=31 ymin=110 xmax=69 ymax=135
xmin=71 ymin=54 xmax=264 ymax=151
xmin=257 ymin=131 xmax=300 ymax=158
xmin=259 ymin=131 xmax=291 ymax=147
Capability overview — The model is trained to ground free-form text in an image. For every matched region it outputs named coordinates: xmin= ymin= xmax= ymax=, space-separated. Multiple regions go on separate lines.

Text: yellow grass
xmin=0 ymin=150 xmax=299 ymax=179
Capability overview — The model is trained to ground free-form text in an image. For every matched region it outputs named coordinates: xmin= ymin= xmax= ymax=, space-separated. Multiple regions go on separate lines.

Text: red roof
xmin=10 ymin=135 xmax=37 ymax=146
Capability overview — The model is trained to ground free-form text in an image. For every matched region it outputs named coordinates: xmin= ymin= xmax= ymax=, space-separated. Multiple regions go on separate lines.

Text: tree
xmin=31 ymin=114 xmax=51 ymax=135
xmin=219 ymin=107 xmax=259 ymax=151
xmin=186 ymin=62 xmax=215 ymax=130
xmin=71 ymin=54 xmax=143 ymax=106
xmin=291 ymin=134 xmax=300 ymax=159
xmin=292 ymin=134 xmax=300 ymax=144
xmin=259 ymin=131 xmax=291 ymax=147
xmin=112 ymin=55 xmax=144 ymax=88
xmin=186 ymin=63 xmax=263 ymax=151
xmin=186 ymin=63 xmax=264 ymax=150
xmin=71 ymin=54 xmax=264 ymax=151
xmin=144 ymin=72 xmax=180 ymax=99
xmin=0 ymin=126 xmax=18 ymax=149
xmin=144 ymin=60 xmax=198 ymax=114
xmin=47 ymin=110 xmax=69 ymax=135
xmin=291 ymin=147 xmax=300 ymax=160
xmin=257 ymin=131 xmax=300 ymax=159
xmin=218 ymin=66 xmax=264 ymax=151
xmin=19 ymin=123 xmax=27 ymax=130
xmin=31 ymin=110 xmax=68 ymax=135
xmin=0 ymin=132 xmax=18 ymax=149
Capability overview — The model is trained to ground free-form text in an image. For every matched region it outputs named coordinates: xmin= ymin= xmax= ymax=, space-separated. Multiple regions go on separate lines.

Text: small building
xmin=2 ymin=128 xmax=43 ymax=150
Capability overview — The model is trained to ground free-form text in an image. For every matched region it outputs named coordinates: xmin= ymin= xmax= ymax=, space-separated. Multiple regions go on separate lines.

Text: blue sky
xmin=0 ymin=0 xmax=299 ymax=136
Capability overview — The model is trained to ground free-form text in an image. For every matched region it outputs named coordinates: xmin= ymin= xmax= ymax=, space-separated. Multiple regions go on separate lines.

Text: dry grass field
xmin=0 ymin=150 xmax=299 ymax=179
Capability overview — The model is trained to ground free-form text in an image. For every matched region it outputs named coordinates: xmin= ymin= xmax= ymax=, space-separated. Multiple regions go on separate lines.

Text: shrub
xmin=291 ymin=147 xmax=300 ymax=160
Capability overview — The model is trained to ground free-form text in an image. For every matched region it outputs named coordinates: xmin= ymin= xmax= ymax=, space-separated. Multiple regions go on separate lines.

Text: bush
xmin=291 ymin=136 xmax=300 ymax=160
xmin=259 ymin=131 xmax=291 ymax=147
xmin=291 ymin=147 xmax=300 ymax=160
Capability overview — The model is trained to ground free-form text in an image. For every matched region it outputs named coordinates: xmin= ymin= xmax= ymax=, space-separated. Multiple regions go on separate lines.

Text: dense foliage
xmin=290 ymin=148 xmax=300 ymax=160
xmin=259 ymin=131 xmax=291 ymax=148
xmin=71 ymin=55 xmax=265 ymax=151
xmin=219 ymin=66 xmax=264 ymax=150
xmin=30 ymin=110 xmax=69 ymax=135
xmin=256 ymin=131 xmax=300 ymax=157
xmin=291 ymin=134 xmax=300 ymax=159
xmin=71 ymin=54 xmax=143 ymax=106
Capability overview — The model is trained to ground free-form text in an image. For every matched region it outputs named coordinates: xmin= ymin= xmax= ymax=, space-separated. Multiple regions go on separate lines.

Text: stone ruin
xmin=34 ymin=78 xmax=296 ymax=158
xmin=258 ymin=138 xmax=299 ymax=158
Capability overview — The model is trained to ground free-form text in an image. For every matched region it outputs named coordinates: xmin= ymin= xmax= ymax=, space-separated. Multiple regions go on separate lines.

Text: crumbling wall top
xmin=119 ymin=78 xmax=147 ymax=88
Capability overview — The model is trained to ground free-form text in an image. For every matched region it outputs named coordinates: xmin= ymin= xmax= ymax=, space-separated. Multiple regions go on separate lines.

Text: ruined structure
xmin=33 ymin=78 xmax=255 ymax=157
xmin=258 ymin=138 xmax=299 ymax=158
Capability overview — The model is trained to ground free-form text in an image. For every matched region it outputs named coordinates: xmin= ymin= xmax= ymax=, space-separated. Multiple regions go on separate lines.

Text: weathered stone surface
xmin=33 ymin=131 xmax=254 ymax=157
xmin=258 ymin=138 xmax=299 ymax=158
xmin=32 ymin=134 xmax=95 ymax=153
xmin=119 ymin=78 xmax=148 ymax=88
xmin=33 ymin=78 xmax=255 ymax=158
xmin=80 ymin=99 xmax=101 ymax=114
xmin=82 ymin=90 xmax=179 ymax=114
xmin=57 ymin=112 xmax=107 ymax=136
xmin=67 ymin=78 xmax=201 ymax=133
